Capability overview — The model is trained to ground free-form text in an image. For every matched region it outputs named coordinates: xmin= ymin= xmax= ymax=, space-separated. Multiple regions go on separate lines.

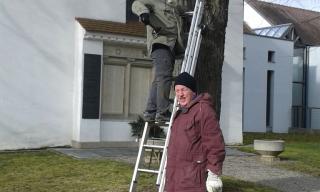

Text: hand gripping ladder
xmin=129 ymin=0 xmax=205 ymax=191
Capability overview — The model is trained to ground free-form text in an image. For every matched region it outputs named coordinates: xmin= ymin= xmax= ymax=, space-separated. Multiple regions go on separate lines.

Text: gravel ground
xmin=53 ymin=147 xmax=320 ymax=192
xmin=223 ymin=148 xmax=320 ymax=192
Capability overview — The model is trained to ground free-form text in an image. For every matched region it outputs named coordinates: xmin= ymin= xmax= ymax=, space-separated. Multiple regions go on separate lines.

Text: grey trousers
xmin=146 ymin=47 xmax=174 ymax=114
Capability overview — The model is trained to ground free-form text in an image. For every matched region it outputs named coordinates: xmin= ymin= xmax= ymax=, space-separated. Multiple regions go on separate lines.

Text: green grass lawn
xmin=241 ymin=132 xmax=320 ymax=177
xmin=0 ymin=150 xmax=278 ymax=192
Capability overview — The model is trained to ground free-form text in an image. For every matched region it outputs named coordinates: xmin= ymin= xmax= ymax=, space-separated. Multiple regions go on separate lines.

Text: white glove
xmin=206 ymin=170 xmax=223 ymax=192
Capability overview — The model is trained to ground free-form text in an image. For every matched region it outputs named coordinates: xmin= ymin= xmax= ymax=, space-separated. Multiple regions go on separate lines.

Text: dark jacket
xmin=165 ymin=93 xmax=225 ymax=192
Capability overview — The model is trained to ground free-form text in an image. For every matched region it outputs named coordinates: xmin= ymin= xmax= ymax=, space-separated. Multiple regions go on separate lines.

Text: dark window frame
xmin=268 ymin=50 xmax=275 ymax=63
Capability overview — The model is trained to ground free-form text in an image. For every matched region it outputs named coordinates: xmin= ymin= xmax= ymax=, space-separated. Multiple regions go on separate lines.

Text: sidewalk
xmin=53 ymin=147 xmax=320 ymax=192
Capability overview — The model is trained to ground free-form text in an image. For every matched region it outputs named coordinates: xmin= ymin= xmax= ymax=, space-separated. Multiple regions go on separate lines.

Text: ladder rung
xmin=183 ymin=11 xmax=194 ymax=16
xmin=143 ymin=144 xmax=165 ymax=149
xmin=138 ymin=168 xmax=159 ymax=174
xmin=156 ymin=124 xmax=169 ymax=128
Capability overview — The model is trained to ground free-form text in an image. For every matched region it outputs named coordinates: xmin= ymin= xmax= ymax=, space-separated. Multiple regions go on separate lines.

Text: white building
xmin=308 ymin=46 xmax=320 ymax=129
xmin=243 ymin=34 xmax=293 ymax=132
xmin=0 ymin=0 xmax=243 ymax=150
xmin=244 ymin=0 xmax=320 ymax=132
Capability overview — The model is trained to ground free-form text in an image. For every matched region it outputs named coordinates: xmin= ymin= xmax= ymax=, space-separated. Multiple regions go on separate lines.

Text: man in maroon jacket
xmin=165 ymin=72 xmax=225 ymax=192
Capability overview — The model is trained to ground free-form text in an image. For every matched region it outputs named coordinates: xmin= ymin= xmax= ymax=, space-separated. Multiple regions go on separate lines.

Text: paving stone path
xmin=53 ymin=147 xmax=320 ymax=192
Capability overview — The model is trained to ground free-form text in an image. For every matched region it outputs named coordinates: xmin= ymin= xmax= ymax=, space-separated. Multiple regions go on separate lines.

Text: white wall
xmin=73 ymin=22 xmax=85 ymax=143
xmin=77 ymin=39 xmax=104 ymax=142
xmin=243 ymin=34 xmax=293 ymax=133
xmin=220 ymin=0 xmax=243 ymax=144
xmin=0 ymin=0 xmax=125 ymax=150
xmin=308 ymin=46 xmax=320 ymax=129
xmin=101 ymin=121 xmax=135 ymax=142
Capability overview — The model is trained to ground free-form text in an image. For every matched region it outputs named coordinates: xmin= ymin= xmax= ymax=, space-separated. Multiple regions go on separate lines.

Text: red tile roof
xmin=76 ymin=18 xmax=146 ymax=37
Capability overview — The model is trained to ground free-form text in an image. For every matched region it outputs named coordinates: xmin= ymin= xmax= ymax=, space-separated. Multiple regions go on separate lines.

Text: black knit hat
xmin=174 ymin=72 xmax=197 ymax=92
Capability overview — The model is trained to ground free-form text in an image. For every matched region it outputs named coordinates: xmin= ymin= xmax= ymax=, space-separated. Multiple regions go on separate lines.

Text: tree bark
xmin=195 ymin=0 xmax=229 ymax=119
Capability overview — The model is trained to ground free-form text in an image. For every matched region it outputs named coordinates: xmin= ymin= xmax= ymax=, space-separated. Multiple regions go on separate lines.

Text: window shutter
xmin=82 ymin=54 xmax=101 ymax=119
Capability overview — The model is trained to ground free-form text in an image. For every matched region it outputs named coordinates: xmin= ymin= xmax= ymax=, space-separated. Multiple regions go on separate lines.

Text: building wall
xmin=0 ymin=0 xmax=244 ymax=149
xmin=308 ymin=46 xmax=320 ymax=130
xmin=101 ymin=121 xmax=133 ymax=142
xmin=243 ymin=34 xmax=293 ymax=133
xmin=72 ymin=36 xmax=151 ymax=147
xmin=220 ymin=0 xmax=243 ymax=144
xmin=0 ymin=0 xmax=125 ymax=150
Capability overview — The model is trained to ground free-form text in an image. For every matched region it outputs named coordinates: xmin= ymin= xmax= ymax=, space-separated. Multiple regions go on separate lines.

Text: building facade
xmin=244 ymin=0 xmax=320 ymax=132
xmin=243 ymin=34 xmax=293 ymax=132
xmin=0 ymin=0 xmax=243 ymax=150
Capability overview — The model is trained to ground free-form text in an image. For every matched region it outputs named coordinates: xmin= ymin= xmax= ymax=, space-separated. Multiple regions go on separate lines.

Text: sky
xmin=244 ymin=0 xmax=320 ymax=28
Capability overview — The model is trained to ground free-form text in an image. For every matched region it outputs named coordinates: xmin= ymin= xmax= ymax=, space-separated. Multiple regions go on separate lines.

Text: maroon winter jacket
xmin=165 ymin=93 xmax=225 ymax=192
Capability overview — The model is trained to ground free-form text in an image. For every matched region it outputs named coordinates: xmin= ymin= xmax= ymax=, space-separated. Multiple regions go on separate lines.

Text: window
xmin=102 ymin=58 xmax=153 ymax=120
xmin=266 ymin=70 xmax=274 ymax=131
xmin=102 ymin=43 xmax=153 ymax=120
xmin=254 ymin=24 xmax=292 ymax=38
xmin=268 ymin=50 xmax=275 ymax=63
xmin=291 ymin=48 xmax=306 ymax=128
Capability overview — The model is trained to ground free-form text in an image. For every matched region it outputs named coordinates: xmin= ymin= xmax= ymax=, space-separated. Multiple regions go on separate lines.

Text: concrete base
xmin=71 ymin=140 xmax=139 ymax=149
xmin=254 ymin=140 xmax=284 ymax=162
xmin=259 ymin=155 xmax=280 ymax=163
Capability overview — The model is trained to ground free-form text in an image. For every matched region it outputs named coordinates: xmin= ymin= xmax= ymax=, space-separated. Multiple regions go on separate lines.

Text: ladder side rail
xmin=158 ymin=155 xmax=167 ymax=192
xmin=189 ymin=0 xmax=205 ymax=75
xmin=183 ymin=32 xmax=196 ymax=73
xmin=156 ymin=98 xmax=179 ymax=185
xmin=129 ymin=122 xmax=150 ymax=192
xmin=156 ymin=38 xmax=196 ymax=188
xmin=181 ymin=0 xmax=200 ymax=70
xmin=190 ymin=29 xmax=203 ymax=76
xmin=157 ymin=31 xmax=201 ymax=186
xmin=184 ymin=1 xmax=204 ymax=73
xmin=184 ymin=31 xmax=196 ymax=73
xmin=181 ymin=0 xmax=201 ymax=72
xmin=183 ymin=0 xmax=204 ymax=73
xmin=182 ymin=13 xmax=201 ymax=72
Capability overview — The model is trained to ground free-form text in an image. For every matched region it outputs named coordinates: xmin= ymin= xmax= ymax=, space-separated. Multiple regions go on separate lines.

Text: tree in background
xmin=195 ymin=0 xmax=229 ymax=119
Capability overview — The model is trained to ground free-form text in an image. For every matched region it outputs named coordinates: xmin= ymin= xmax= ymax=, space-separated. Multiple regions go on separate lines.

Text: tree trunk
xmin=195 ymin=0 xmax=229 ymax=119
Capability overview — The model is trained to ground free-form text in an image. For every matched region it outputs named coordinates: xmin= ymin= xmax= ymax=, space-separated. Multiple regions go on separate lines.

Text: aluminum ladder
xmin=129 ymin=0 xmax=205 ymax=191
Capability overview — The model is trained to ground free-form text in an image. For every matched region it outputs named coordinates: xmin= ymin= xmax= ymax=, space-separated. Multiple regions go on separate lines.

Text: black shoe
xmin=155 ymin=111 xmax=171 ymax=123
xmin=143 ymin=111 xmax=156 ymax=122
